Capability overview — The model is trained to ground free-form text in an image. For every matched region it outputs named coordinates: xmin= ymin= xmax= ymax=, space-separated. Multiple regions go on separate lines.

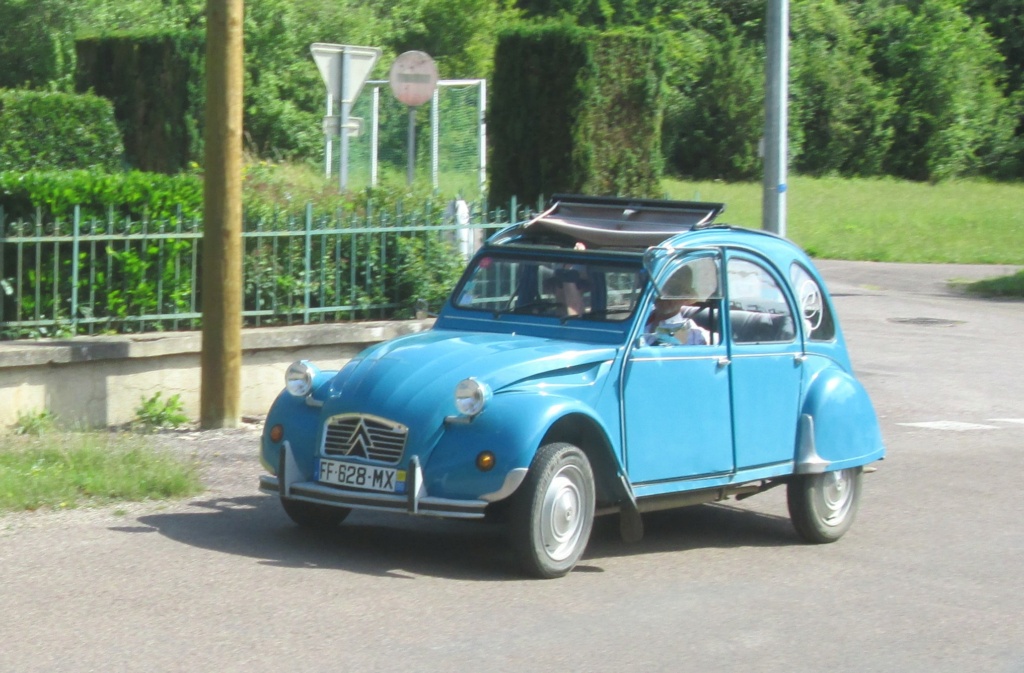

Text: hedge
xmin=0 ymin=90 xmax=124 ymax=173
xmin=75 ymin=31 xmax=205 ymax=174
xmin=0 ymin=170 xmax=203 ymax=222
xmin=488 ymin=22 xmax=664 ymax=205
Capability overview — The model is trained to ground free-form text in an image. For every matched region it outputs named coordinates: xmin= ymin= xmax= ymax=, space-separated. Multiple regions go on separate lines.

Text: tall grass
xmin=0 ymin=432 xmax=203 ymax=512
xmin=663 ymin=176 xmax=1024 ymax=265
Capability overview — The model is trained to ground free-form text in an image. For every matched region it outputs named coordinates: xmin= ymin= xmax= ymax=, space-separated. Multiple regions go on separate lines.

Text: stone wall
xmin=0 ymin=320 xmax=433 ymax=429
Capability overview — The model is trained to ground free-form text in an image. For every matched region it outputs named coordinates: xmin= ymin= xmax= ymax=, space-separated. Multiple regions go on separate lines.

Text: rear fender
xmin=796 ymin=368 xmax=885 ymax=473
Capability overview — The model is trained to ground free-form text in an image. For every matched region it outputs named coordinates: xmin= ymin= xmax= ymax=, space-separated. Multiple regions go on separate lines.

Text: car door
xmin=621 ymin=251 xmax=735 ymax=486
xmin=724 ymin=253 xmax=804 ymax=472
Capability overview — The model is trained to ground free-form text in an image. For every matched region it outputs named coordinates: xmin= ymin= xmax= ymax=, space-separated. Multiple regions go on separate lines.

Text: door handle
xmin=794 ymin=353 xmax=807 ymax=364
xmin=717 ymin=357 xmax=731 ymax=368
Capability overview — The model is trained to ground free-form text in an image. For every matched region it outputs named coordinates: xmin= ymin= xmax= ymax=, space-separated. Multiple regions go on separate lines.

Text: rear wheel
xmin=280 ymin=497 xmax=350 ymax=529
xmin=787 ymin=468 xmax=862 ymax=543
xmin=510 ymin=442 xmax=595 ymax=579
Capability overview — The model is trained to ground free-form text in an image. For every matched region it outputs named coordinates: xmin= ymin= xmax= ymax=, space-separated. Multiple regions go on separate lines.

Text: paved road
xmin=1 ymin=261 xmax=1022 ymax=673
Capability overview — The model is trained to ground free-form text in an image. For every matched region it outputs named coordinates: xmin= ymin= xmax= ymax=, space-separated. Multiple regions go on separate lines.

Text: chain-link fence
xmin=326 ymin=79 xmax=486 ymax=198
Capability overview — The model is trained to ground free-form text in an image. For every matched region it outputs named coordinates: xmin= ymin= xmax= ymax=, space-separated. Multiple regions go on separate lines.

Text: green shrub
xmin=12 ymin=409 xmax=59 ymax=436
xmin=0 ymin=170 xmax=203 ymax=222
xmin=392 ymin=233 xmax=467 ymax=315
xmin=134 ymin=392 xmax=189 ymax=431
xmin=0 ymin=0 xmax=76 ymax=91
xmin=0 ymin=90 xmax=124 ymax=173
xmin=789 ymin=0 xmax=895 ymax=177
xmin=863 ymin=0 xmax=1017 ymax=180
xmin=664 ymin=23 xmax=763 ymax=181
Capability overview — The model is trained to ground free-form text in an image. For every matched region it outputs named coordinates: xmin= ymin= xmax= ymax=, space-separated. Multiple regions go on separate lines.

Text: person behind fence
xmin=644 ymin=265 xmax=711 ymax=346
xmin=445 ymin=195 xmax=474 ymax=260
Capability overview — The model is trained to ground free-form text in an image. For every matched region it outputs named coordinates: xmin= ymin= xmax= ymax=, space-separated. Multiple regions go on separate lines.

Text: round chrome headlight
xmin=285 ymin=360 xmax=319 ymax=397
xmin=454 ymin=378 xmax=490 ymax=417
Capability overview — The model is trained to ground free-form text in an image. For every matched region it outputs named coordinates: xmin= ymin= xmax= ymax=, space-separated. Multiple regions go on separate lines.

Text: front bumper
xmin=259 ymin=443 xmax=489 ymax=519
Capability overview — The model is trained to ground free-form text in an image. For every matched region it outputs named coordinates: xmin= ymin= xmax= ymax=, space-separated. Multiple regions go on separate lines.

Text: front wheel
xmin=787 ymin=467 xmax=862 ymax=543
xmin=510 ymin=442 xmax=596 ymax=579
xmin=280 ymin=497 xmax=350 ymax=529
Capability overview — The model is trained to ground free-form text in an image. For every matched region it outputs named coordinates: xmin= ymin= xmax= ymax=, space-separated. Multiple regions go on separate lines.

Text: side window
xmin=790 ymin=263 xmax=836 ymax=341
xmin=644 ymin=257 xmax=722 ymax=346
xmin=726 ymin=258 xmax=796 ymax=344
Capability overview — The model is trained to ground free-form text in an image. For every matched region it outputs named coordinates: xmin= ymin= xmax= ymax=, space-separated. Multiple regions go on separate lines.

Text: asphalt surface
xmin=1 ymin=259 xmax=1022 ymax=673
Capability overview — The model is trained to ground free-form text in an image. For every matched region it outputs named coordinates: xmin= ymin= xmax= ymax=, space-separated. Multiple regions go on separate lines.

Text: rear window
xmin=790 ymin=263 xmax=836 ymax=341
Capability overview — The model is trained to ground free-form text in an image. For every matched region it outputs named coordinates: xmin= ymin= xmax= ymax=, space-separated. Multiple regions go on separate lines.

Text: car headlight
xmin=454 ymin=378 xmax=490 ymax=417
xmin=285 ymin=360 xmax=319 ymax=397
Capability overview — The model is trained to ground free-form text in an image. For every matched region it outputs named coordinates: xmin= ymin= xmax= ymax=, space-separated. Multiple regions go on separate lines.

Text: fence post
xmin=34 ymin=208 xmax=42 ymax=325
xmin=371 ymin=86 xmax=380 ymax=187
xmin=431 ymin=88 xmax=440 ymax=189
xmin=304 ymin=202 xmax=313 ymax=325
xmin=479 ymin=80 xmax=487 ymax=195
xmin=72 ymin=206 xmax=80 ymax=333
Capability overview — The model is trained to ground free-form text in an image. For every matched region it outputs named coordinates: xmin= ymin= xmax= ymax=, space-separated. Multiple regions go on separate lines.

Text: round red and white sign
xmin=388 ymin=51 xmax=439 ymax=107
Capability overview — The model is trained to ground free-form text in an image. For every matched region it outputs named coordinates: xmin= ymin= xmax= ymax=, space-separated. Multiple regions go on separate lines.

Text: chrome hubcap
xmin=816 ymin=468 xmax=857 ymax=526
xmin=541 ymin=465 xmax=586 ymax=561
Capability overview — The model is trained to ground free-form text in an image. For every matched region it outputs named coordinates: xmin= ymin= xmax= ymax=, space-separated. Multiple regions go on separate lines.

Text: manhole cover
xmin=887 ymin=317 xmax=965 ymax=327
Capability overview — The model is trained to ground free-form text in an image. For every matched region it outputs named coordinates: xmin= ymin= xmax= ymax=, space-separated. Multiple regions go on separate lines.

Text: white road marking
xmin=988 ymin=418 xmax=1024 ymax=425
xmin=898 ymin=421 xmax=1000 ymax=431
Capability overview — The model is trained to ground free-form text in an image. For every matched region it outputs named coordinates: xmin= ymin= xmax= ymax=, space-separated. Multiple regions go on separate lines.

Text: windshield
xmin=453 ymin=253 xmax=644 ymax=322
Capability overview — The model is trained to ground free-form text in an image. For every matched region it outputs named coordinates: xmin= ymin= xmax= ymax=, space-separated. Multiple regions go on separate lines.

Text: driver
xmin=644 ymin=265 xmax=711 ymax=346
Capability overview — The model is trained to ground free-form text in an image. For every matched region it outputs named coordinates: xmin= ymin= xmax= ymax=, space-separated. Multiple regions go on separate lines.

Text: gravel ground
xmin=144 ymin=416 xmax=266 ymax=493
xmin=1 ymin=417 xmax=266 ymax=536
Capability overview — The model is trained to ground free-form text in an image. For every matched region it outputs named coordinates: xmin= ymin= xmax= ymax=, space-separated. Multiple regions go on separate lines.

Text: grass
xmin=244 ymin=159 xmax=484 ymax=212
xmin=662 ymin=176 xmax=1024 ymax=266
xmin=964 ymin=270 xmax=1024 ymax=298
xmin=0 ymin=430 xmax=204 ymax=513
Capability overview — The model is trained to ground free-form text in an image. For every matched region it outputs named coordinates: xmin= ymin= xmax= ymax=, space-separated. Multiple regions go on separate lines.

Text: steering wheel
xmin=798 ymin=279 xmax=823 ymax=332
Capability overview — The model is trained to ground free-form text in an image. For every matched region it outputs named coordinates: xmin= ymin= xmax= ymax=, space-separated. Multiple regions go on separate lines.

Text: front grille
xmin=322 ymin=414 xmax=408 ymax=464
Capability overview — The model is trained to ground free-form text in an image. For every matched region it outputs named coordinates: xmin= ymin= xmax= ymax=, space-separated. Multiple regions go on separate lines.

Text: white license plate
xmin=317 ymin=458 xmax=406 ymax=494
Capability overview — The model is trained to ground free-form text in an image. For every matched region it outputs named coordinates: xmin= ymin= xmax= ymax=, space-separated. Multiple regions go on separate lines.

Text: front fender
xmin=261 ymin=390 xmax=324 ymax=478
xmin=261 ymin=366 xmax=339 ymax=476
xmin=796 ymin=366 xmax=886 ymax=472
xmin=424 ymin=390 xmax=619 ymax=500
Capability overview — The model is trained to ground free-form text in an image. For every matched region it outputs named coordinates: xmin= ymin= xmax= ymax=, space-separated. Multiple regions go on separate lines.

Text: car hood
xmin=323 ymin=329 xmax=617 ymax=422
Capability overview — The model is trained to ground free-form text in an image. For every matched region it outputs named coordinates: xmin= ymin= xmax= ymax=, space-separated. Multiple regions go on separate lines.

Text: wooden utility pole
xmin=200 ymin=0 xmax=244 ymax=429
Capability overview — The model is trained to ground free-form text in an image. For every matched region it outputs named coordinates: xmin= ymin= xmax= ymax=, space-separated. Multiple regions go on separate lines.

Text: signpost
xmin=762 ymin=0 xmax=789 ymax=237
xmin=311 ymin=43 xmax=380 ymax=189
xmin=388 ymin=51 xmax=439 ymax=185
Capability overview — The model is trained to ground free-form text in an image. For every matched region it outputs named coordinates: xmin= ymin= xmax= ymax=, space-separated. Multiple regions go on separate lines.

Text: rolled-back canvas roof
xmin=493 ymin=194 xmax=726 ymax=249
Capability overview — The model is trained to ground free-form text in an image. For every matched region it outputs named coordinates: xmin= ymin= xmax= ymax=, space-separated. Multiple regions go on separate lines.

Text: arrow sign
xmin=310 ymin=43 xmax=381 ymax=103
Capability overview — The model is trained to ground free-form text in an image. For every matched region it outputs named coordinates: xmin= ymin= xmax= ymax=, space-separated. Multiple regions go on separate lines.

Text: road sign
xmin=322 ymin=115 xmax=363 ymax=137
xmin=311 ymin=43 xmax=381 ymax=103
xmin=311 ymin=43 xmax=380 ymax=189
xmin=389 ymin=51 xmax=439 ymax=107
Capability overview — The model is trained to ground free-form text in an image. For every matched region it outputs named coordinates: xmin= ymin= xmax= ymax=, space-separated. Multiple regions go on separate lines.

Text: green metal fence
xmin=0 ymin=196 xmax=533 ymax=339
